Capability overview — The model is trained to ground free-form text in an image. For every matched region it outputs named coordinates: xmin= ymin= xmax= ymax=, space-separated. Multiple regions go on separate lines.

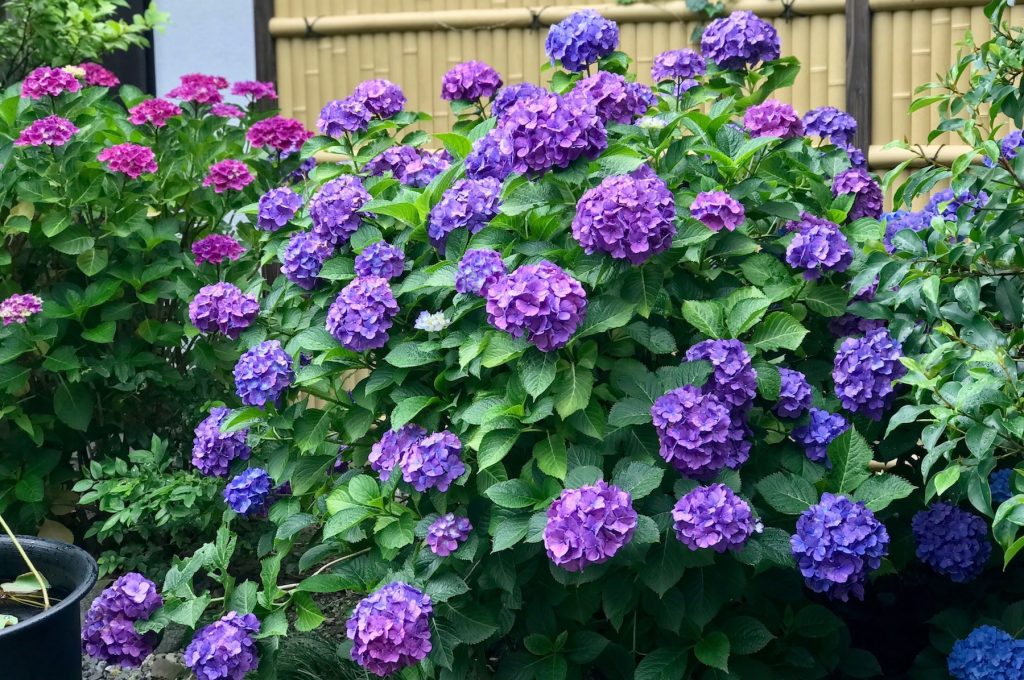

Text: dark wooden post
xmin=846 ymin=0 xmax=872 ymax=153
xmin=254 ymin=0 xmax=277 ymax=85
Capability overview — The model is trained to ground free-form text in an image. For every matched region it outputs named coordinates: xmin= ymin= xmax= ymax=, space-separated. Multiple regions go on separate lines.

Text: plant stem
xmin=0 ymin=513 xmax=49 ymax=609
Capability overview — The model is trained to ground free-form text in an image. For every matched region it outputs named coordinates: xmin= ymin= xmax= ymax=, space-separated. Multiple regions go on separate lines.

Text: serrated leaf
xmin=634 ymin=647 xmax=688 ymax=680
xmin=294 ymin=409 xmax=331 ymax=453
xmin=852 ymin=474 xmax=916 ymax=512
xmin=226 ymin=581 xmax=259 ymax=614
xmin=492 ymin=514 xmax=530 ymax=552
xmin=478 ymin=429 xmax=519 ymax=469
xmin=803 ymin=284 xmax=849 ymax=317
xmin=554 ymin=365 xmax=593 ymax=419
xmin=608 ymin=398 xmax=653 ymax=427
xmin=391 ymin=396 xmax=436 ymax=429
xmin=826 ymin=429 xmax=873 ymax=494
xmin=749 ymin=312 xmax=807 ymax=351
xmin=293 ymin=591 xmax=325 ymax=632
xmin=695 ymin=631 xmax=730 ymax=672
xmin=727 ymin=296 xmax=772 ymax=336
xmin=485 ymin=480 xmax=538 ymax=509
xmin=611 ymin=461 xmax=663 ymax=500
xmin=519 ymin=350 xmax=557 ymax=399
xmin=535 ymin=433 xmax=567 ymax=480
xmin=756 ymin=473 xmax=818 ymax=515
xmin=722 ymin=616 xmax=775 ymax=655
xmin=682 ymin=300 xmax=726 ymax=338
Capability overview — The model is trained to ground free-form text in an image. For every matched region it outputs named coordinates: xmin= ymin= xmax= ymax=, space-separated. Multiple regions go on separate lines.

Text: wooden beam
xmin=846 ymin=0 xmax=872 ymax=152
xmin=254 ymin=0 xmax=277 ymax=85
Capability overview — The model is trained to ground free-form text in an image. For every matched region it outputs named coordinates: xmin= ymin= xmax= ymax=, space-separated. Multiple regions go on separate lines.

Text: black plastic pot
xmin=0 ymin=535 xmax=97 ymax=680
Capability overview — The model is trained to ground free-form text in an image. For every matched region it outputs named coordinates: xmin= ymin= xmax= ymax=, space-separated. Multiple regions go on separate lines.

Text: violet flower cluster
xmin=832 ymin=167 xmax=883 ymax=220
xmin=486 ymin=260 xmax=587 ymax=352
xmin=203 ymin=159 xmax=254 ymax=193
xmin=233 ymin=340 xmax=293 ymax=407
xmin=184 ymin=612 xmax=260 ymax=680
xmin=82 ymin=573 xmax=162 ymax=667
xmin=652 ymin=49 xmax=706 ymax=94
xmin=803 ymin=106 xmax=858 ymax=147
xmin=245 ymin=115 xmax=311 ymax=153
xmin=543 ymin=480 xmax=637 ymax=572
xmin=257 ymin=187 xmax=303 ymax=231
xmin=223 ymin=467 xmax=273 ymax=515
xmin=785 ymin=213 xmax=852 ymax=280
xmin=354 ymin=241 xmax=405 ymax=280
xmin=743 ymin=99 xmax=804 ymax=138
xmin=369 ymin=424 xmax=426 ymax=482
xmin=492 ymin=83 xmax=546 ymax=119
xmin=984 ymin=130 xmax=1024 ymax=167
xmin=790 ymin=493 xmax=890 ymax=601
xmin=672 ymin=484 xmax=761 ymax=553
xmin=464 ymin=130 xmax=514 ymax=181
xmin=545 ymin=9 xmax=620 ymax=72
xmin=700 ymin=11 xmax=780 ymax=71
xmin=691 ymin=191 xmax=745 ymax=232
xmin=0 ymin=293 xmax=42 ymax=325
xmin=326 ymin=276 xmax=399 ymax=351
xmin=685 ymin=339 xmax=758 ymax=413
xmin=22 ymin=66 xmax=81 ymax=99
xmin=832 ymin=328 xmax=907 ymax=420
xmin=651 ymin=384 xmax=751 ymax=480
xmin=128 ymin=98 xmax=182 ymax=127
xmin=398 ymin=430 xmax=466 ymax=492
xmin=192 ymin=234 xmax=245 ymax=265
xmin=426 ymin=513 xmax=473 ymax=557
xmin=924 ymin=187 xmax=989 ymax=222
xmin=352 ymin=78 xmax=407 ymax=119
xmin=281 ymin=231 xmax=332 ymax=289
xmin=309 ymin=175 xmax=371 ymax=248
xmin=791 ymin=408 xmax=848 ymax=464
xmin=365 ymin=146 xmax=451 ymax=188
xmin=440 ymin=61 xmax=503 ymax=101
xmin=775 ymin=368 xmax=813 ymax=419
xmin=317 ymin=97 xmax=371 ymax=137
xmin=97 ymin=143 xmax=157 ymax=178
xmin=428 ymin=177 xmax=503 ymax=249
xmin=192 ymin=406 xmax=251 ymax=477
xmin=14 ymin=115 xmax=77 ymax=147
xmin=948 ymin=626 xmax=1024 ymax=680
xmin=346 ymin=582 xmax=433 ymax=676
xmin=912 ymin=503 xmax=991 ymax=582
xmin=188 ymin=282 xmax=259 ymax=339
xmin=882 ymin=209 xmax=929 ymax=252
xmin=568 ymin=71 xmax=654 ymax=125
xmin=455 ymin=248 xmax=507 ymax=296
xmin=495 ymin=90 xmax=607 ymax=175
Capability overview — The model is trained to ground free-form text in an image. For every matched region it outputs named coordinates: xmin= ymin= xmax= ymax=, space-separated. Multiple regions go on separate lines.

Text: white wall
xmin=153 ymin=0 xmax=256 ymax=96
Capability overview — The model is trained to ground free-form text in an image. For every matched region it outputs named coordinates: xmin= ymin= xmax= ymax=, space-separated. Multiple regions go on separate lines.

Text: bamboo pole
xmin=872 ymin=10 xmax=893 ymax=145
xmin=891 ymin=11 xmax=911 ymax=143
xmin=827 ymin=13 xmax=845 ymax=108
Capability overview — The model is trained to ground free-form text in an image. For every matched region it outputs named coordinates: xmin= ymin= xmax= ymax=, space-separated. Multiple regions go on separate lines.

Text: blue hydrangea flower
xmin=398 ymin=430 xmax=466 ymax=492
xmin=685 ymin=339 xmax=757 ymax=413
xmin=309 ymin=176 xmax=371 ymax=249
xmin=948 ymin=626 xmax=1024 ymax=680
xmin=317 ymin=97 xmax=371 ymax=137
xmin=545 ymin=10 xmax=619 ymax=72
xmin=354 ymin=241 xmax=405 ymax=280
xmin=492 ymin=83 xmax=546 ymax=120
xmin=791 ymin=408 xmax=848 ymax=464
xmin=882 ymin=209 xmax=928 ymax=253
xmin=233 ymin=340 xmax=294 ymax=408
xmin=223 ymin=468 xmax=273 ymax=515
xmin=803 ymin=106 xmax=858 ymax=147
xmin=326 ymin=276 xmax=399 ymax=351
xmin=785 ymin=213 xmax=852 ymax=280
xmin=464 ymin=129 xmax=514 ymax=181
xmin=700 ymin=11 xmax=780 ymax=71
xmin=991 ymin=468 xmax=1015 ymax=504
xmin=923 ymin=188 xmax=989 ymax=223
xmin=192 ymin=407 xmax=251 ymax=477
xmin=455 ymin=248 xmax=507 ymax=296
xmin=652 ymin=49 xmax=706 ymax=95
xmin=775 ymin=368 xmax=812 ymax=419
xmin=281 ymin=231 xmax=332 ymax=290
xmin=833 ymin=328 xmax=906 ymax=420
xmin=912 ymin=503 xmax=991 ymax=583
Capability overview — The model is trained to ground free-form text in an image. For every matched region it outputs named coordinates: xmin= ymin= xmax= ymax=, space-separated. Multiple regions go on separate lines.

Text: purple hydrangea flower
xmin=545 ymin=9 xmax=619 ymax=72
xmin=464 ymin=129 xmax=513 ymax=181
xmin=882 ymin=210 xmax=928 ymax=252
xmin=398 ymin=430 xmax=466 ymax=493
xmin=486 ymin=261 xmax=587 ymax=352
xmin=0 ymin=293 xmax=42 ymax=325
xmin=700 ymin=11 xmax=780 ymax=71
xmin=455 ymin=248 xmax=507 ymax=296
xmin=924 ymin=188 xmax=989 ymax=222
xmin=281 ymin=231 xmax=332 ymax=290
xmin=326 ymin=276 xmax=399 ymax=351
xmin=257 ymin=187 xmax=303 ymax=231
xmin=496 ymin=90 xmax=607 ymax=176
xmin=352 ymin=79 xmax=406 ymax=119
xmin=744 ymin=99 xmax=804 ymax=138
xmin=672 ymin=483 xmax=761 ymax=552
xmin=309 ymin=175 xmax=371 ymax=249
xmin=685 ymin=339 xmax=757 ymax=413
xmin=691 ymin=190 xmax=745 ymax=232
xmin=192 ymin=407 xmax=251 ymax=477
xmin=203 ymin=160 xmax=254 ymax=193
xmin=441 ymin=61 xmax=503 ymax=102
xmin=286 ymin=155 xmax=316 ymax=184
xmin=571 ymin=167 xmax=676 ymax=264
xmin=14 ymin=115 xmax=77 ymax=147
xmin=492 ymin=83 xmax=546 ymax=120
xmin=833 ymin=167 xmax=883 ymax=220
xmin=651 ymin=385 xmax=751 ymax=480
xmin=912 ymin=503 xmax=991 ymax=583
xmin=792 ymin=408 xmax=848 ymax=464
xmin=426 ymin=513 xmax=473 ymax=556
xmin=86 ymin=572 xmax=162 ymax=621
xmin=544 ymin=480 xmax=637 ymax=572
xmin=354 ymin=241 xmax=405 ymax=280
xmin=803 ymin=107 xmax=858 ymax=147
xmin=985 ymin=130 xmax=1024 ymax=167
xmin=775 ymin=368 xmax=812 ymax=419
xmin=948 ymin=626 xmax=1024 ymax=680
xmin=652 ymin=49 xmax=707 ymax=94
xmin=844 ymin=144 xmax=867 ymax=168
xmin=567 ymin=71 xmax=654 ymax=125
xmin=192 ymin=234 xmax=245 ymax=265
xmin=223 ymin=467 xmax=273 ymax=515
xmin=128 ymin=98 xmax=182 ymax=127
xmin=246 ymin=115 xmax=312 ymax=153
xmin=81 ymin=571 xmax=163 ymax=666
xmin=22 ymin=66 xmax=81 ymax=99
xmin=992 ymin=469 xmax=1015 ymax=504
xmin=785 ymin=213 xmax=852 ymax=280
xmin=365 ymin=146 xmax=452 ymax=188
xmin=97 ymin=143 xmax=158 ymax=178
xmin=832 ymin=328 xmax=907 ymax=420
xmin=233 ymin=340 xmax=294 ymax=407
xmin=184 ymin=612 xmax=260 ymax=680
xmin=370 ymin=424 xmax=426 ymax=482
xmin=188 ymin=282 xmax=259 ymax=339
xmin=317 ymin=97 xmax=372 ymax=137
xmin=790 ymin=493 xmax=889 ymax=601
xmin=428 ymin=177 xmax=503 ymax=249
xmin=346 ymin=583 xmax=432 ymax=676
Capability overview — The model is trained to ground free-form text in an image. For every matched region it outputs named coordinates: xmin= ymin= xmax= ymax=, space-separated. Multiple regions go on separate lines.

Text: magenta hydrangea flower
xmin=167 ymin=73 xmax=226 ymax=105
xmin=652 ymin=49 xmax=707 ymax=94
xmin=428 ymin=177 xmax=502 ymax=249
xmin=203 ymin=159 xmax=254 ymax=193
xmin=567 ymin=71 xmax=654 ymax=125
xmin=685 ymin=339 xmax=758 ymax=413
xmin=792 ymin=408 xmax=848 ymax=464
xmin=365 ymin=146 xmax=451 ymax=188
xmin=211 ymin=103 xmax=245 ymax=119
xmin=0 ymin=293 xmax=42 ymax=325
xmin=21 ymin=66 xmax=81 ymax=99
xmin=572 ymin=166 xmax=676 ymax=264
xmin=785 ymin=213 xmax=852 ymax=280
xmin=456 ymin=248 xmax=507 ymax=296
xmin=223 ymin=468 xmax=272 ymax=515
xmin=544 ymin=480 xmax=637 ymax=572
xmin=651 ymin=384 xmax=751 ymax=480
xmin=492 ymin=83 xmax=546 ymax=120
xmin=191 ymin=234 xmax=244 ymax=265
xmin=775 ymin=368 xmax=812 ymax=419
xmin=80 ymin=62 xmax=120 ymax=87
xmin=948 ymin=626 xmax=1024 ymax=680
xmin=743 ymin=99 xmax=804 ymax=138
xmin=192 ymin=406 xmax=251 ymax=477
xmin=352 ymin=79 xmax=406 ymax=119
xmin=346 ymin=583 xmax=433 ymax=676
xmin=803 ymin=106 xmax=858 ymax=147
xmin=188 ymin=282 xmax=258 ymax=338
xmin=97 ymin=143 xmax=158 ymax=179
xmin=399 ymin=430 xmax=466 ymax=492
xmin=281 ymin=231 xmax=332 ymax=290
xmin=426 ymin=514 xmax=473 ymax=557
xmin=309 ymin=175 xmax=371 ymax=248
xmin=128 ymin=98 xmax=182 ymax=127
xmin=833 ymin=328 xmax=907 ymax=420
xmin=81 ymin=572 xmax=162 ymax=667
xmin=370 ymin=424 xmax=426 ymax=482
xmin=464 ymin=129 xmax=514 ymax=181
xmin=832 ymin=167 xmax=883 ymax=220
xmin=354 ymin=241 xmax=405 ymax=280
xmin=545 ymin=9 xmax=620 ymax=72
xmin=496 ymin=90 xmax=607 ymax=176
xmin=441 ymin=61 xmax=503 ymax=102
xmin=233 ymin=340 xmax=293 ymax=407
xmin=14 ymin=115 xmax=77 ymax=147
xmin=912 ymin=503 xmax=991 ymax=583
xmin=791 ymin=493 xmax=890 ymax=601
xmin=317 ymin=97 xmax=372 ymax=137
xmin=326 ymin=276 xmax=399 ymax=351
xmin=486 ymin=261 xmax=587 ymax=352
xmin=231 ymin=80 xmax=277 ymax=101
xmin=691 ymin=191 xmax=745 ymax=232
xmin=257 ymin=187 xmax=303 ymax=231
xmin=184 ymin=612 xmax=260 ymax=680
xmin=701 ymin=11 xmax=780 ymax=71
xmin=672 ymin=484 xmax=761 ymax=553
xmin=246 ymin=115 xmax=312 ymax=153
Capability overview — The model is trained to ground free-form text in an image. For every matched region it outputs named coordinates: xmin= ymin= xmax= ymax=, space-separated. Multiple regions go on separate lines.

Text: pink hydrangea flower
xmin=14 ymin=116 xmax=77 ymax=147
xmin=231 ymin=80 xmax=277 ymax=101
xmin=192 ymin=234 xmax=245 ymax=265
xmin=246 ymin=115 xmax=312 ymax=152
xmin=21 ymin=66 xmax=81 ymax=99
xmin=211 ymin=104 xmax=245 ymax=119
xmin=0 ymin=293 xmax=43 ymax=325
xmin=167 ymin=73 xmax=227 ymax=105
xmin=128 ymin=98 xmax=183 ymax=127
xmin=203 ymin=160 xmax=254 ymax=193
xmin=97 ymin=143 xmax=158 ymax=178
xmin=80 ymin=63 xmax=120 ymax=87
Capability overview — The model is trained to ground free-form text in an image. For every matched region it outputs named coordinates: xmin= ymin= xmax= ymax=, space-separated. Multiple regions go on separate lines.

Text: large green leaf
xmin=54 ymin=382 xmax=93 ymax=431
xmin=749 ymin=312 xmax=808 ymax=351
xmin=682 ymin=300 xmax=726 ymax=338
xmin=826 ymin=429 xmax=873 ymax=494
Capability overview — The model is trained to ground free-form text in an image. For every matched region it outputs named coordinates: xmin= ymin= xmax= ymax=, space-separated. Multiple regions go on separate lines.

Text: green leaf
xmin=54 ymin=382 xmax=92 ymax=431
xmin=852 ymin=474 xmax=916 ymax=512
xmin=14 ymin=475 xmax=43 ymax=503
xmin=76 ymin=249 xmax=109 ymax=276
xmin=826 ymin=429 xmax=873 ymax=494
xmin=611 ymin=461 xmax=663 ymax=500
xmin=81 ymin=321 xmax=116 ymax=343
xmin=226 ymin=581 xmax=259 ymax=615
xmin=634 ymin=647 xmax=688 ymax=680
xmin=578 ymin=297 xmax=636 ymax=338
xmin=441 ymin=600 xmax=499 ymax=644
xmin=485 ymin=480 xmax=539 ymax=509
xmin=749 ymin=312 xmax=807 ymax=351
xmin=385 ymin=342 xmax=439 ymax=368
xmin=492 ymin=514 xmax=530 ymax=552
xmin=1 ymin=572 xmax=49 ymax=594
xmin=756 ymin=473 xmax=818 ymax=515
xmin=553 ymin=365 xmax=593 ymax=419
xmin=803 ymin=284 xmax=849 ymax=317
xmin=608 ymin=398 xmax=652 ymax=427
xmin=682 ymin=300 xmax=726 ymax=338
xmin=722 ymin=616 xmax=775 ymax=655
xmin=293 ymin=591 xmax=325 ymax=632
xmin=535 ymin=434 xmax=568 ymax=480
xmin=294 ymin=409 xmax=331 ymax=453
xmin=727 ymin=295 xmax=772 ymax=336
xmin=933 ymin=465 xmax=961 ymax=498
xmin=519 ymin=350 xmax=558 ymax=399
xmin=695 ymin=631 xmax=730 ymax=672
xmin=166 ymin=594 xmax=212 ymax=628
xmin=477 ymin=429 xmax=519 ymax=469
xmin=391 ymin=396 xmax=437 ymax=429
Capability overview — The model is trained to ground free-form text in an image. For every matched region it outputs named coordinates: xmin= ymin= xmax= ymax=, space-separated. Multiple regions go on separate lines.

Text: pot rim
xmin=0 ymin=535 xmax=98 ymax=640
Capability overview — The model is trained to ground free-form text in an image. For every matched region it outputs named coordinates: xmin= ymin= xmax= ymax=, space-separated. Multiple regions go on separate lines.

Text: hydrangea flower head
xmin=365 ymin=146 xmax=451 ymax=188
xmin=399 ymin=430 xmax=466 ymax=492
xmin=326 ymin=276 xmax=399 ymax=351
xmin=775 ymin=368 xmax=813 ymax=419
xmin=832 ymin=328 xmax=907 ymax=419
xmin=80 ymin=63 xmax=120 ymax=87
xmin=948 ymin=626 xmax=1024 ymax=680
xmin=744 ymin=99 xmax=804 ymax=138
xmin=545 ymin=9 xmax=619 ymax=72
xmin=414 ymin=311 xmax=450 ymax=332
xmin=496 ymin=90 xmax=606 ymax=175
xmin=0 ymin=293 xmax=42 ymax=325
xmin=88 ymin=572 xmax=163 ymax=621
xmin=189 ymin=282 xmax=258 ymax=338
xmin=81 ymin=572 xmax=162 ymax=667
xmin=912 ymin=503 xmax=991 ymax=582
xmin=128 ymin=98 xmax=182 ymax=127
xmin=167 ymin=73 xmax=226 ymax=105
xmin=456 ymin=248 xmax=507 ymax=296
xmin=567 ymin=71 xmax=654 ymax=125
xmin=233 ymin=340 xmax=293 ymax=407
xmin=492 ymin=83 xmax=546 ymax=119
xmin=785 ymin=213 xmax=852 ymax=280
xmin=14 ymin=115 xmax=77 ymax=147
xmin=544 ymin=480 xmax=637 ymax=572
xmin=792 ymin=408 xmax=848 ymax=463
xmin=97 ymin=143 xmax=158 ymax=179
xmin=22 ymin=66 xmax=82 ymax=99
xmin=652 ymin=49 xmax=707 ymax=92
xmin=426 ymin=514 xmax=473 ymax=556
xmin=192 ymin=407 xmax=251 ymax=477
xmin=691 ymin=191 xmax=745 ymax=232
xmin=354 ymin=241 xmax=405 ymax=280
xmin=346 ymin=583 xmax=433 ymax=676
xmin=464 ymin=129 xmax=513 ymax=181
xmin=924 ymin=188 xmax=989 ymax=222
xmin=352 ymin=79 xmax=406 ymax=119
xmin=651 ymin=384 xmax=751 ymax=480
xmin=203 ymin=159 xmax=254 ymax=193
xmin=700 ymin=11 xmax=780 ymax=70
xmin=428 ymin=177 xmax=503 ymax=248
xmin=441 ymin=61 xmax=503 ymax=101
xmin=804 ymin=106 xmax=857 ymax=147
xmin=486 ymin=260 xmax=587 ymax=352
xmin=192 ymin=234 xmax=245 ymax=265
xmin=882 ymin=209 xmax=929 ymax=252
xmin=833 ymin=167 xmax=883 ymax=220
xmin=685 ymin=339 xmax=757 ymax=412
xmin=258 ymin=187 xmax=303 ymax=231
xmin=211 ymin=103 xmax=245 ymax=119
xmin=246 ymin=115 xmax=312 ymax=152
xmin=309 ymin=175 xmax=371 ymax=248
xmin=281 ymin=231 xmax=332 ymax=290
xmin=790 ymin=493 xmax=889 ymax=601
xmin=991 ymin=469 xmax=1015 ymax=504
xmin=571 ymin=167 xmax=676 ymax=264
xmin=317 ymin=97 xmax=372 ymax=137
xmin=223 ymin=468 xmax=273 ymax=515
xmin=231 ymin=80 xmax=278 ymax=101
xmin=985 ymin=130 xmax=1024 ymax=167
xmin=672 ymin=484 xmax=761 ymax=552
xmin=184 ymin=612 xmax=260 ymax=680
xmin=369 ymin=424 xmax=426 ymax=482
